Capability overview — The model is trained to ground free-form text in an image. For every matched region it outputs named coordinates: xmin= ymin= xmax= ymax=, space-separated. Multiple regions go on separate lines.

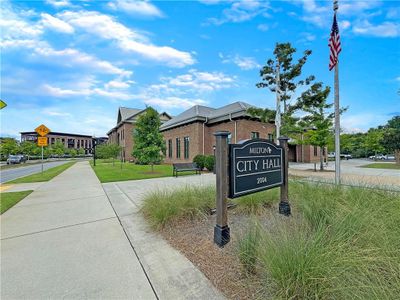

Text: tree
xmin=297 ymin=82 xmax=333 ymax=170
xmin=382 ymin=116 xmax=400 ymax=164
xmin=52 ymin=141 xmax=66 ymax=157
xmin=0 ymin=138 xmax=19 ymax=159
xmin=253 ymin=42 xmax=315 ymax=137
xmin=108 ymin=144 xmax=121 ymax=166
xmin=19 ymin=141 xmax=38 ymax=159
xmin=132 ymin=107 xmax=166 ymax=171
xmin=363 ymin=128 xmax=384 ymax=159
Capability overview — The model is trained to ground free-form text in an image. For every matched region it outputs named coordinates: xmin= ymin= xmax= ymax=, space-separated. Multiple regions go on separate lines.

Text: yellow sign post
xmin=37 ymin=137 xmax=48 ymax=147
xmin=35 ymin=124 xmax=51 ymax=137
xmin=35 ymin=124 xmax=51 ymax=173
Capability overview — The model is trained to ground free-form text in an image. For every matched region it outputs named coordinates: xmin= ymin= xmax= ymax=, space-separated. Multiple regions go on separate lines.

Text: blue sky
xmin=1 ymin=0 xmax=399 ymax=138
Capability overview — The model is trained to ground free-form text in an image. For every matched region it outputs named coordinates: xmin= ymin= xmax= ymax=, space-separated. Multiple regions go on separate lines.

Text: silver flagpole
xmin=333 ymin=0 xmax=340 ymax=185
xmin=275 ymin=56 xmax=281 ymax=144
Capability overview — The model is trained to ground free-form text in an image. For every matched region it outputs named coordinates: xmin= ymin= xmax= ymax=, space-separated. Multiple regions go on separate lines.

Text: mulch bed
xmin=159 ymin=211 xmax=268 ymax=299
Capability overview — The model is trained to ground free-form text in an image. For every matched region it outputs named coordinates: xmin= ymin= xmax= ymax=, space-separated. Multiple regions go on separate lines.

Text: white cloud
xmin=160 ymin=69 xmax=236 ymax=92
xmin=45 ymin=0 xmax=71 ymax=8
xmin=42 ymin=84 xmax=133 ymax=100
xmin=353 ymin=20 xmax=400 ymax=37
xmin=340 ymin=20 xmax=351 ymax=30
xmin=395 ymin=76 xmax=400 ymax=82
xmin=41 ymin=13 xmax=74 ymax=33
xmin=105 ymin=79 xmax=134 ymax=89
xmin=108 ymin=0 xmax=164 ymax=18
xmin=206 ymin=0 xmax=270 ymax=25
xmin=221 ymin=54 xmax=260 ymax=70
xmin=33 ymin=46 xmax=132 ymax=76
xmin=144 ymin=96 xmax=207 ymax=109
xmin=58 ymin=10 xmax=195 ymax=67
xmin=43 ymin=109 xmax=72 ymax=117
xmin=257 ymin=24 xmax=269 ymax=31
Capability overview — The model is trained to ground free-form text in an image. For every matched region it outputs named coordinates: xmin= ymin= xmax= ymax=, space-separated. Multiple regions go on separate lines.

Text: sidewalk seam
xmin=101 ymin=184 xmax=160 ymax=300
xmin=1 ymin=216 xmax=117 ymax=241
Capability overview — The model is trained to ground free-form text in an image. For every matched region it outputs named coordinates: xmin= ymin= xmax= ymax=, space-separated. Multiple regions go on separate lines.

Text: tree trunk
xmin=320 ymin=147 xmax=324 ymax=171
xmin=395 ymin=149 xmax=400 ymax=165
xmin=151 ymin=164 xmax=154 ymax=172
xmin=113 ymin=157 xmax=115 ymax=166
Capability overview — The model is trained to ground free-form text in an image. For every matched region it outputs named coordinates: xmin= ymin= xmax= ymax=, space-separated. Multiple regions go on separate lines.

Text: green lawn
xmin=1 ymin=190 xmax=33 ymax=214
xmin=90 ymin=160 xmax=197 ymax=183
xmin=8 ymin=162 xmax=76 ymax=184
xmin=361 ymin=162 xmax=400 ymax=169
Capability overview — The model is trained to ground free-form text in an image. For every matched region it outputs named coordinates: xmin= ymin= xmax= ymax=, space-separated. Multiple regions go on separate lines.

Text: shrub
xmin=204 ymin=155 xmax=215 ymax=171
xmin=193 ymin=154 xmax=206 ymax=170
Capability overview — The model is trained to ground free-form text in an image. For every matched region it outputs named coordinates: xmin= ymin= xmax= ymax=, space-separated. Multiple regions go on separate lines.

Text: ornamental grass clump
xmin=238 ymin=182 xmax=400 ymax=299
xmin=142 ymin=185 xmax=215 ymax=228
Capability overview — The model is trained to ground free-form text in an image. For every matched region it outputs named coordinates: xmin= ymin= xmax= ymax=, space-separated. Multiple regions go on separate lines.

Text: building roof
xmin=20 ymin=131 xmax=92 ymax=138
xmin=160 ymin=101 xmax=259 ymax=131
xmin=117 ymin=107 xmax=143 ymax=123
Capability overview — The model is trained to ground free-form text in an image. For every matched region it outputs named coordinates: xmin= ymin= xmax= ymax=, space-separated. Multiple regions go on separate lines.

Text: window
xmin=268 ymin=134 xmax=274 ymax=142
xmin=184 ymin=137 xmax=190 ymax=159
xmin=314 ymin=146 xmax=318 ymax=156
xmin=168 ymin=139 xmax=172 ymax=158
xmin=227 ymin=133 xmax=232 ymax=144
xmin=176 ymin=138 xmax=181 ymax=158
xmin=251 ymin=132 xmax=259 ymax=139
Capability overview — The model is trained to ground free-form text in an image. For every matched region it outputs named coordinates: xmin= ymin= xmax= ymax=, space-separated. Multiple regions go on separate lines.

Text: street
xmin=0 ymin=160 xmax=71 ymax=183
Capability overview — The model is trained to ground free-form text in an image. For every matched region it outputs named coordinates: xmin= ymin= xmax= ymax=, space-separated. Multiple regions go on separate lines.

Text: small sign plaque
xmin=37 ymin=137 xmax=48 ymax=147
xmin=229 ymin=139 xmax=284 ymax=198
xmin=35 ymin=124 xmax=51 ymax=137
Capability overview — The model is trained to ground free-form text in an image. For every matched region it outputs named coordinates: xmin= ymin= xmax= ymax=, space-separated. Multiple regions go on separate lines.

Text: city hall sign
xmin=229 ymin=139 xmax=284 ymax=198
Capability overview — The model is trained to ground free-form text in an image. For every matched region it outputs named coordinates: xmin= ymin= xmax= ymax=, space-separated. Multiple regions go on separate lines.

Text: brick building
xmin=160 ymin=102 xmax=276 ymax=164
xmin=108 ymin=102 xmax=326 ymax=164
xmin=107 ymin=107 xmax=171 ymax=161
xmin=20 ymin=131 xmax=97 ymax=154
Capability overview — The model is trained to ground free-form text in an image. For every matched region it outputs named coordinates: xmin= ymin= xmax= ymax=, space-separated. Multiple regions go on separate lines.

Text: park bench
xmin=172 ymin=162 xmax=201 ymax=177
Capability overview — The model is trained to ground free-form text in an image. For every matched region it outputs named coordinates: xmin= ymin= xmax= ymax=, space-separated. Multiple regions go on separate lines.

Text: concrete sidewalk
xmin=1 ymin=161 xmax=224 ymax=299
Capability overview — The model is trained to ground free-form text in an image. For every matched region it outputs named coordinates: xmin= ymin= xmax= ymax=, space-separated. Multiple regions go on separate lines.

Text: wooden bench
xmin=172 ymin=163 xmax=201 ymax=177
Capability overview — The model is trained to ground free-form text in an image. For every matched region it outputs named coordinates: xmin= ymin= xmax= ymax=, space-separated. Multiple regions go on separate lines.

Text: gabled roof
xmin=117 ymin=107 xmax=143 ymax=123
xmin=160 ymin=101 xmax=259 ymax=131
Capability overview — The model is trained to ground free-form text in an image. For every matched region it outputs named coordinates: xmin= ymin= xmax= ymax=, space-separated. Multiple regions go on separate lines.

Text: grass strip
xmin=1 ymin=190 xmax=33 ymax=214
xmin=90 ymin=160 xmax=196 ymax=183
xmin=8 ymin=162 xmax=75 ymax=183
xmin=361 ymin=162 xmax=400 ymax=169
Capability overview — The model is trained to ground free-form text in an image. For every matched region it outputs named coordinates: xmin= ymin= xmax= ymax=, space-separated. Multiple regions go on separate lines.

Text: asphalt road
xmin=0 ymin=161 xmax=70 ymax=183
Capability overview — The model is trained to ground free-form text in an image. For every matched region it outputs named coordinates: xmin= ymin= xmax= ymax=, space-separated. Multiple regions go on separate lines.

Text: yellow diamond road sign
xmin=37 ymin=137 xmax=48 ymax=147
xmin=35 ymin=124 xmax=51 ymax=137
xmin=0 ymin=100 xmax=6 ymax=110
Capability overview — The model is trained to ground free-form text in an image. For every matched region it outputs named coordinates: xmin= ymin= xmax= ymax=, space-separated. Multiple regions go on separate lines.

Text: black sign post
xmin=213 ymin=131 xmax=230 ymax=248
xmin=278 ymin=136 xmax=290 ymax=216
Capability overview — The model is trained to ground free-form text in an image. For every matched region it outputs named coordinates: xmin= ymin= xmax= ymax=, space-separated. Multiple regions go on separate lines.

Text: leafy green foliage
xmin=382 ymin=116 xmax=400 ymax=164
xmin=0 ymin=138 xmax=19 ymax=158
xmin=132 ymin=107 xmax=166 ymax=166
xmin=193 ymin=154 xmax=206 ymax=170
xmin=204 ymin=155 xmax=215 ymax=171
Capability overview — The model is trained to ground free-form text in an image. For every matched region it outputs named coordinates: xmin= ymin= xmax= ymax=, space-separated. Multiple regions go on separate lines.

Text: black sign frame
xmin=228 ymin=139 xmax=284 ymax=198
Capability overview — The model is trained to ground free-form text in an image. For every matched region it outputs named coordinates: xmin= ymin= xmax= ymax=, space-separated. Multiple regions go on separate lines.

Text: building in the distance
xmin=20 ymin=131 xmax=97 ymax=154
xmin=107 ymin=107 xmax=172 ymax=161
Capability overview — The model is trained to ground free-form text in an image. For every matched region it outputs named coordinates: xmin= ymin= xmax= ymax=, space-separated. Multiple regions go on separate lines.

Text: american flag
xmin=329 ymin=13 xmax=341 ymax=71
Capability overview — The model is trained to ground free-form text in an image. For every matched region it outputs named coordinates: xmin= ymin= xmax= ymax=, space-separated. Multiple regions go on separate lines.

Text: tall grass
xmin=239 ymin=182 xmax=400 ymax=299
xmin=141 ymin=185 xmax=215 ymax=228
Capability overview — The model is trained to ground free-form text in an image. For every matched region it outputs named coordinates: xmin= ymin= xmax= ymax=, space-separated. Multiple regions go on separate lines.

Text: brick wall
xmin=162 ymin=122 xmax=203 ymax=164
xmin=162 ymin=118 xmax=275 ymax=164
